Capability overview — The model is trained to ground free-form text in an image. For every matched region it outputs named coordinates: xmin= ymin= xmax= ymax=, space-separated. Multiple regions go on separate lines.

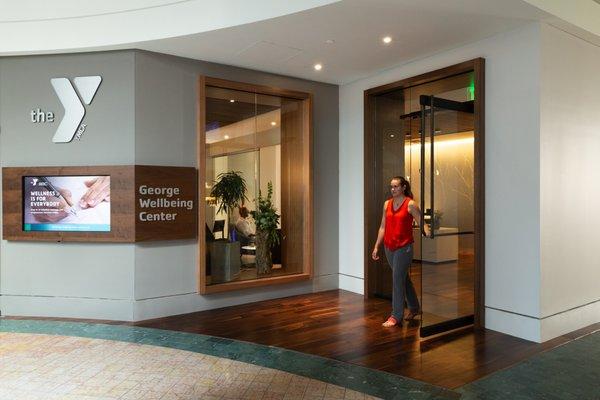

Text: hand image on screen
xmin=33 ymin=188 xmax=73 ymax=223
xmin=79 ymin=176 xmax=110 ymax=209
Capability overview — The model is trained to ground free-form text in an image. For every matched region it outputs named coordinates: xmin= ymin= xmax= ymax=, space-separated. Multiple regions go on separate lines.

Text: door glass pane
xmin=404 ymin=96 xmax=422 ymax=313
xmin=374 ymin=89 xmax=409 ymax=298
xmin=419 ymin=72 xmax=476 ymax=334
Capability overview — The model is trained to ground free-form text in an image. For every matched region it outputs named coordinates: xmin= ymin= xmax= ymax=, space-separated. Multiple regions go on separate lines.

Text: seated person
xmin=235 ymin=206 xmax=255 ymax=246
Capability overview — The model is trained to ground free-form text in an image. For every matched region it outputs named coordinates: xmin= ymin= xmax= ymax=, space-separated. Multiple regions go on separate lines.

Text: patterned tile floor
xmin=0 ymin=320 xmax=456 ymax=400
xmin=2 ymin=319 xmax=598 ymax=399
xmin=0 ymin=332 xmax=376 ymax=400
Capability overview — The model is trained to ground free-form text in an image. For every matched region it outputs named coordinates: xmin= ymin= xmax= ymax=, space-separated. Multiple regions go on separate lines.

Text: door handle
xmin=420 ymin=102 xmax=426 ymax=238
xmin=429 ymin=95 xmax=435 ymax=239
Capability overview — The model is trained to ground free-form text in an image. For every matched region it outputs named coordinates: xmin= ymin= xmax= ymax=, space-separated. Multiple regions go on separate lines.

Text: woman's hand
xmin=79 ymin=176 xmax=110 ymax=209
xmin=372 ymin=247 xmax=380 ymax=260
xmin=423 ymin=225 xmax=432 ymax=238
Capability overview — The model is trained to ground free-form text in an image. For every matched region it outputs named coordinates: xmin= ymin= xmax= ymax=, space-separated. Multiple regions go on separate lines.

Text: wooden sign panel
xmin=135 ymin=166 xmax=197 ymax=241
xmin=2 ymin=165 xmax=197 ymax=243
xmin=3 ymin=166 xmax=135 ymax=242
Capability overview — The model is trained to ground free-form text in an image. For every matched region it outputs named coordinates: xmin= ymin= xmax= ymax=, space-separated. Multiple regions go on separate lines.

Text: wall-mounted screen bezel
xmin=22 ymin=175 xmax=111 ymax=233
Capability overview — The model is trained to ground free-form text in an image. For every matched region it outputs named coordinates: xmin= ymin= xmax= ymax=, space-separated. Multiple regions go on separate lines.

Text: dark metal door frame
xmin=363 ymin=58 xmax=486 ymax=334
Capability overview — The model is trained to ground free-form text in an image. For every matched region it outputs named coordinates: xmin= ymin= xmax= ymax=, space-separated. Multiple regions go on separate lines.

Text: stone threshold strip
xmin=0 ymin=319 xmax=457 ymax=400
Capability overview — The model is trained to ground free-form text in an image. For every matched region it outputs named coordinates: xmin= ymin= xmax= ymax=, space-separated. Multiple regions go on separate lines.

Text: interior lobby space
xmin=2 ymin=1 xmax=600 ymax=399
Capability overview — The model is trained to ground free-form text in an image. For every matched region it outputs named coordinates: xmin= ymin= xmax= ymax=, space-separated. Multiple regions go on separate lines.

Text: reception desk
xmin=413 ymin=227 xmax=458 ymax=263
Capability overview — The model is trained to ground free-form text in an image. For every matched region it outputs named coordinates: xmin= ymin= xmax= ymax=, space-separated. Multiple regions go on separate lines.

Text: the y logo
xmin=51 ymin=76 xmax=102 ymax=143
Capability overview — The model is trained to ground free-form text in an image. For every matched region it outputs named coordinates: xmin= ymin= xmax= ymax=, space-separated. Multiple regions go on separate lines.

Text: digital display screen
xmin=23 ymin=176 xmax=111 ymax=232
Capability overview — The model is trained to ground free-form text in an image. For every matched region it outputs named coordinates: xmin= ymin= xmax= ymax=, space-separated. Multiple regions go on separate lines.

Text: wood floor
xmin=132 ymin=290 xmax=598 ymax=389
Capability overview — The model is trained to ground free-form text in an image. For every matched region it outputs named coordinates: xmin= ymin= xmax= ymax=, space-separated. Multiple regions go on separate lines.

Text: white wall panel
xmin=539 ymin=24 xmax=600 ymax=333
xmin=339 ymin=24 xmax=543 ymax=338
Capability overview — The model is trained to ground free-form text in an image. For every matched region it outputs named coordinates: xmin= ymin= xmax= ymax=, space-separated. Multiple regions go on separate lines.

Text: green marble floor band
xmin=458 ymin=329 xmax=600 ymax=400
xmin=0 ymin=319 xmax=457 ymax=400
xmin=4 ymin=319 xmax=598 ymax=399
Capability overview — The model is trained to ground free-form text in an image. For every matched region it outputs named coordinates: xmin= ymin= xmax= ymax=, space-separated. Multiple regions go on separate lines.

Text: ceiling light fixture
xmin=224 ymin=135 xmax=230 ymax=139
xmin=389 ymin=134 xmax=395 ymax=138
xmin=271 ymin=121 xmax=277 ymax=126
xmin=325 ymin=39 xmax=335 ymax=44
xmin=314 ymin=63 xmax=322 ymax=71
xmin=229 ymin=99 xmax=235 ymax=103
xmin=382 ymin=36 xmax=392 ymax=44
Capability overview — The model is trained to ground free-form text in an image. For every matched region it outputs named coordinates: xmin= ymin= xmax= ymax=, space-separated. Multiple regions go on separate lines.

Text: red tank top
xmin=384 ymin=197 xmax=414 ymax=251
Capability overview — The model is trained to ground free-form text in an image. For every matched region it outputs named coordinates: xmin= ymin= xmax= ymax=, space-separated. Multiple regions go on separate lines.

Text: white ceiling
xmin=2 ymin=0 xmax=600 ymax=85
xmin=137 ymin=0 xmax=554 ymax=84
xmin=0 ymin=0 xmax=185 ymax=21
xmin=0 ymin=0 xmax=338 ymax=53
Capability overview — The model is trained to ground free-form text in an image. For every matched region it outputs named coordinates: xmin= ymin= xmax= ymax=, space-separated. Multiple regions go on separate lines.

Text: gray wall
xmin=132 ymin=51 xmax=339 ymax=319
xmin=0 ymin=51 xmax=136 ymax=320
xmin=0 ymin=49 xmax=339 ymax=320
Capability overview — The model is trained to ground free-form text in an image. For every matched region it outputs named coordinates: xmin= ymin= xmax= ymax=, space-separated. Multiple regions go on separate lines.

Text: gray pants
xmin=385 ymin=244 xmax=420 ymax=320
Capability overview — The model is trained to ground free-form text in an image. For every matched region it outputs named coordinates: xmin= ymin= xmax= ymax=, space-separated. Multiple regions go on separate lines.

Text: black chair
xmin=212 ymin=219 xmax=225 ymax=239
xmin=205 ymin=224 xmax=215 ymax=241
xmin=235 ymin=226 xmax=254 ymax=247
xmin=272 ymin=229 xmax=282 ymax=264
xmin=205 ymin=224 xmax=215 ymax=275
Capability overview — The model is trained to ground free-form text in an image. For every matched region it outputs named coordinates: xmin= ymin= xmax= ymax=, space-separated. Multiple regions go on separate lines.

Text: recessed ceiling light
xmin=314 ymin=63 xmax=322 ymax=71
xmin=382 ymin=36 xmax=392 ymax=44
xmin=271 ymin=121 xmax=277 ymax=126
xmin=389 ymin=134 xmax=395 ymax=138
xmin=229 ymin=99 xmax=235 ymax=103
xmin=224 ymin=135 xmax=230 ymax=139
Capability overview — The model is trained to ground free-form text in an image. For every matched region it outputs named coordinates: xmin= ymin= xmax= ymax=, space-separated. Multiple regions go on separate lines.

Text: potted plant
xmin=208 ymin=171 xmax=247 ymax=283
xmin=210 ymin=171 xmax=248 ymax=236
xmin=250 ymin=182 xmax=280 ymax=275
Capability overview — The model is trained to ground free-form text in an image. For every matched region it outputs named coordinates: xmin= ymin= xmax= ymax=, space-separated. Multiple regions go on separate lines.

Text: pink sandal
xmin=382 ymin=316 xmax=400 ymax=327
xmin=404 ymin=310 xmax=420 ymax=321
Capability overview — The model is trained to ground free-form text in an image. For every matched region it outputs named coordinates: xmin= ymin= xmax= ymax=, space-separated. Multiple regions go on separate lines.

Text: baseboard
xmin=312 ymin=273 xmax=339 ymax=292
xmin=0 ymin=295 xmax=133 ymax=321
xmin=133 ymin=274 xmax=336 ymax=321
xmin=485 ymin=306 xmax=541 ymax=342
xmin=0 ymin=274 xmax=338 ymax=322
xmin=338 ymin=274 xmax=364 ymax=295
xmin=541 ymin=300 xmax=600 ymax=342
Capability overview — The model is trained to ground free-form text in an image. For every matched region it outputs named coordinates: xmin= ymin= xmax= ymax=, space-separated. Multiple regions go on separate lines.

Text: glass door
xmin=419 ymin=94 xmax=475 ymax=337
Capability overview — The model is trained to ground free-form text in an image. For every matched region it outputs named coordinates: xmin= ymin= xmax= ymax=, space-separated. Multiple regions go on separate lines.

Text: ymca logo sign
xmin=49 ymin=76 xmax=102 ymax=143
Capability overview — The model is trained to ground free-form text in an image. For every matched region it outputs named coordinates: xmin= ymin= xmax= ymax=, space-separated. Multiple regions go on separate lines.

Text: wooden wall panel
xmin=3 ymin=165 xmax=198 ymax=243
xmin=135 ymin=166 xmax=197 ymax=241
xmin=280 ymin=98 xmax=305 ymax=274
xmin=3 ymin=166 xmax=135 ymax=242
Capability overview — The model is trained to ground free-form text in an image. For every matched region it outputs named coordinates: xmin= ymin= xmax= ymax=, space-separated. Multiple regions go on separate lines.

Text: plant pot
xmin=255 ymin=230 xmax=273 ymax=275
xmin=208 ymin=240 xmax=241 ymax=283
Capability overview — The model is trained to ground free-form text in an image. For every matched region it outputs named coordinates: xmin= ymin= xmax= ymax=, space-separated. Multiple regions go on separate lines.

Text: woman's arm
xmin=408 ymin=200 xmax=431 ymax=238
xmin=371 ymin=201 xmax=388 ymax=260
xmin=236 ymin=219 xmax=253 ymax=237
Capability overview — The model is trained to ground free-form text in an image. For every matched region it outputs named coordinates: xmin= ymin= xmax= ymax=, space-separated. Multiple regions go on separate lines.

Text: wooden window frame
xmin=198 ymin=76 xmax=313 ymax=294
xmin=363 ymin=58 xmax=486 ymax=328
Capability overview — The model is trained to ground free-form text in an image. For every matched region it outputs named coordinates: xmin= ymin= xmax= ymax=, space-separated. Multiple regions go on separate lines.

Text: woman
xmin=372 ymin=176 xmax=431 ymax=327
xmin=235 ymin=206 xmax=255 ymax=238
